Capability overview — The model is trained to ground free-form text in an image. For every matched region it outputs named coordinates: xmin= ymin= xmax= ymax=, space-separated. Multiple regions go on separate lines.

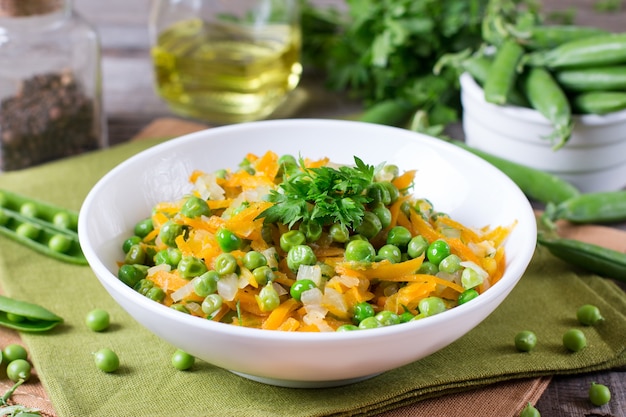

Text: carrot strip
xmin=262 ymin=298 xmax=300 ymax=330
xmin=336 ymin=255 xmax=424 ymax=281
xmin=392 ymin=170 xmax=416 ymax=191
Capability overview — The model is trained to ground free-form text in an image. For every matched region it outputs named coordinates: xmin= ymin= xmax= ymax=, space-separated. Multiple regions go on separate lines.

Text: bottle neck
xmin=0 ymin=0 xmax=70 ymax=18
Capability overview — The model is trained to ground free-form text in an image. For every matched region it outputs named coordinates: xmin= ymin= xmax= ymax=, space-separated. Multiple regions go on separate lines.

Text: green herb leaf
xmin=257 ymin=156 xmax=376 ymax=230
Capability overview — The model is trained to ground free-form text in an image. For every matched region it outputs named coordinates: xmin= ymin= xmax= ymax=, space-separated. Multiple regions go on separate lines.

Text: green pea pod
xmin=359 ymin=99 xmax=417 ymax=127
xmin=555 ymin=66 xmax=626 ymax=92
xmin=550 ymin=191 xmax=626 ymax=224
xmin=572 ymin=91 xmax=626 ymax=115
xmin=526 ymin=33 xmax=626 ymax=68
xmin=0 ymin=189 xmax=78 ymax=232
xmin=0 ymin=209 xmax=87 ymax=265
xmin=462 ymin=55 xmax=528 ymax=107
xmin=537 ymin=235 xmax=626 ymax=282
xmin=484 ymin=39 xmax=525 ymax=105
xmin=519 ymin=67 xmax=573 ymax=150
xmin=518 ymin=25 xmax=609 ymax=50
xmin=0 ymin=295 xmax=63 ymax=332
xmin=451 ymin=140 xmax=580 ymax=204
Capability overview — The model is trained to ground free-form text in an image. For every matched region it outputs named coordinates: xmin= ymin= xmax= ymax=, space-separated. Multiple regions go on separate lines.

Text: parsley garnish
xmin=258 ymin=157 xmax=379 ymax=230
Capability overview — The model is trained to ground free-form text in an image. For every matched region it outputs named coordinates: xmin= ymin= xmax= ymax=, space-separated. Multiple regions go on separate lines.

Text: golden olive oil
xmin=151 ymin=19 xmax=302 ymax=124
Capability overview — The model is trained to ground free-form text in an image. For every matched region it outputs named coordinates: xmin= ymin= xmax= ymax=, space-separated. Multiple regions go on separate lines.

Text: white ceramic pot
xmin=460 ymin=72 xmax=626 ymax=193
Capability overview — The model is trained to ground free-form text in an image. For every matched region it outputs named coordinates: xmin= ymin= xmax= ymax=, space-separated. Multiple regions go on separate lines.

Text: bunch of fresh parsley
xmin=258 ymin=157 xmax=379 ymax=230
xmin=300 ymin=0 xmax=490 ymax=131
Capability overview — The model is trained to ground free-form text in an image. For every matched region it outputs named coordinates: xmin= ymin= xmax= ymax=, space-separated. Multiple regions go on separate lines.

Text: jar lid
xmin=0 ymin=0 xmax=63 ymax=17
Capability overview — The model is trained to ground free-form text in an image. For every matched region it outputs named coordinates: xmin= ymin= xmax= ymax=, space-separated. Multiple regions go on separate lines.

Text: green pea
xmin=154 ymin=247 xmax=183 ymax=268
xmin=134 ymin=279 xmax=154 ymax=296
xmin=439 ymin=254 xmax=462 ymax=273
xmin=177 ymin=255 xmax=208 ymax=279
xmin=286 ymin=244 xmax=317 ymax=272
xmin=159 ymin=220 xmax=184 ymax=247
xmin=300 ymin=219 xmax=323 ymax=242
xmin=461 ymin=267 xmax=484 ymax=289
xmin=563 ymin=328 xmax=587 ymax=352
xmin=345 ymin=239 xmax=376 ymax=263
xmin=171 ymin=349 xmax=195 ymax=371
xmin=201 ymin=294 xmax=223 ymax=316
xmin=193 ymin=271 xmax=219 ymax=297
xmin=180 ymin=195 xmax=211 ymax=218
xmin=214 ymin=253 xmax=238 ymax=275
xmin=214 ymin=168 xmax=227 ymax=178
xmin=122 ymin=236 xmax=142 ymax=253
xmin=146 ymin=287 xmax=166 ymax=302
xmin=426 ymin=239 xmax=450 ymax=265
xmin=279 ymin=230 xmax=306 ymax=252
xmin=242 ymin=251 xmax=267 ymax=270
xmin=329 ymin=223 xmax=350 ymax=243
xmin=356 ymin=211 xmax=382 ymax=239
xmin=588 ymin=382 xmax=611 ymax=406
xmin=7 ymin=358 xmax=31 ymax=382
xmin=407 ymin=235 xmax=428 ymax=259
xmin=256 ymin=284 xmax=280 ymax=312
xmin=377 ymin=244 xmax=402 ymax=263
xmin=3 ymin=344 xmax=28 ymax=362
xmin=19 ymin=202 xmax=38 ymax=217
xmin=216 ymin=228 xmax=242 ymax=252
xmin=134 ymin=218 xmax=154 ymax=238
xmin=375 ymin=310 xmax=400 ymax=326
xmin=381 ymin=181 xmax=400 ymax=204
xmin=458 ymin=289 xmax=479 ymax=305
xmin=371 ymin=203 xmax=392 ymax=229
xmin=93 ymin=348 xmax=120 ymax=373
xmin=171 ymin=303 xmax=190 ymax=314
xmin=358 ymin=316 xmax=382 ymax=329
xmin=576 ymin=304 xmax=604 ymax=326
xmin=417 ymin=297 xmax=446 ymax=317
xmin=85 ymin=308 xmax=110 ymax=332
xmin=519 ymin=402 xmax=541 ymax=417
xmin=399 ymin=311 xmax=414 ymax=323
xmin=278 ymin=154 xmax=298 ymax=176
xmin=336 ymin=324 xmax=359 ymax=332
xmin=124 ymin=243 xmax=146 ymax=265
xmin=6 ymin=312 xmax=25 ymax=323
xmin=366 ymin=182 xmax=391 ymax=205
xmin=16 ymin=222 xmax=40 ymax=240
xmin=118 ymin=264 xmax=148 ymax=287
xmin=514 ymin=330 xmax=537 ymax=352
xmin=417 ymin=261 xmax=438 ymax=275
xmin=261 ymin=224 xmax=274 ymax=244
xmin=353 ymin=302 xmax=375 ymax=324
xmin=48 ymin=233 xmax=72 ymax=253
xmin=53 ymin=211 xmax=73 ymax=229
xmin=290 ymin=279 xmax=317 ymax=301
xmin=252 ymin=265 xmax=275 ymax=286
xmin=386 ymin=226 xmax=412 ymax=249
xmin=377 ymin=164 xmax=399 ymax=181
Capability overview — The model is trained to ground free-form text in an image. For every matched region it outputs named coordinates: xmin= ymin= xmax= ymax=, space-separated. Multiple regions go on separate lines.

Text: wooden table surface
xmin=72 ymin=1 xmax=626 ymax=416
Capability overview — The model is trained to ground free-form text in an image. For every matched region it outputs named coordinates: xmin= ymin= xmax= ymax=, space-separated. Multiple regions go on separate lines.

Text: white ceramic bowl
xmin=78 ymin=119 xmax=537 ymax=388
xmin=460 ymin=73 xmax=626 ymax=193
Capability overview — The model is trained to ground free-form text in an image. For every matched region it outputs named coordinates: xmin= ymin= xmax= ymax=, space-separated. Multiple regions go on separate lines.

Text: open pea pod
xmin=0 ymin=295 xmax=63 ymax=332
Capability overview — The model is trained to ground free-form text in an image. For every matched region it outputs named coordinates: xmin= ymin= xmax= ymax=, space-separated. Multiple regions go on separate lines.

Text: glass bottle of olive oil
xmin=149 ymin=1 xmax=302 ymax=125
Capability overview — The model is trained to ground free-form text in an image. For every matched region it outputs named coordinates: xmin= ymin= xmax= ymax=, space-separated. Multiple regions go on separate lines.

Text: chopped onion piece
xmin=322 ymin=287 xmax=348 ymax=315
xmin=185 ymin=302 xmax=202 ymax=314
xmin=195 ymin=173 xmax=225 ymax=201
xmin=171 ymin=280 xmax=195 ymax=303
xmin=331 ymin=274 xmax=360 ymax=288
xmin=469 ymin=241 xmax=496 ymax=258
xmin=272 ymin=282 xmax=288 ymax=296
xmin=217 ymin=273 xmax=239 ymax=301
xmin=147 ymin=263 xmax=171 ymax=276
xmin=262 ymin=247 xmax=279 ymax=269
xmin=296 ymin=264 xmax=322 ymax=286
xmin=460 ymin=261 xmax=489 ymax=279
xmin=300 ymin=287 xmax=323 ymax=306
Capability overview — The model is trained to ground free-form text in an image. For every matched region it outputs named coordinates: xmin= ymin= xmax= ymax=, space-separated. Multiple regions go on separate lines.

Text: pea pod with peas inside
xmin=0 ymin=190 xmax=86 ymax=264
xmin=545 ymin=190 xmax=626 ymax=224
xmin=0 ymin=294 xmax=63 ymax=332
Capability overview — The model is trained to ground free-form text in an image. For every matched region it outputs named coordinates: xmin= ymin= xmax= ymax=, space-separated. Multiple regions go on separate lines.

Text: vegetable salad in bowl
xmin=117 ymin=151 xmax=514 ymax=332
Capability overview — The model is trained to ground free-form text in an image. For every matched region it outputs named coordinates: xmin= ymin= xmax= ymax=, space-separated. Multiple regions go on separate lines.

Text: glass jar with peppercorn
xmin=0 ymin=0 xmax=106 ymax=171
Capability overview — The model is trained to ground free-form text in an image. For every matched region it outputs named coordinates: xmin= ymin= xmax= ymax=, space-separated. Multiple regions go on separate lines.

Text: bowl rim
xmin=78 ymin=118 xmax=538 ymax=342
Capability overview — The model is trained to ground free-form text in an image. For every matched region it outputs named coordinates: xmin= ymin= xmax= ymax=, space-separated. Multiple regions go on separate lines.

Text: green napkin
xmin=0 ymin=140 xmax=625 ymax=417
